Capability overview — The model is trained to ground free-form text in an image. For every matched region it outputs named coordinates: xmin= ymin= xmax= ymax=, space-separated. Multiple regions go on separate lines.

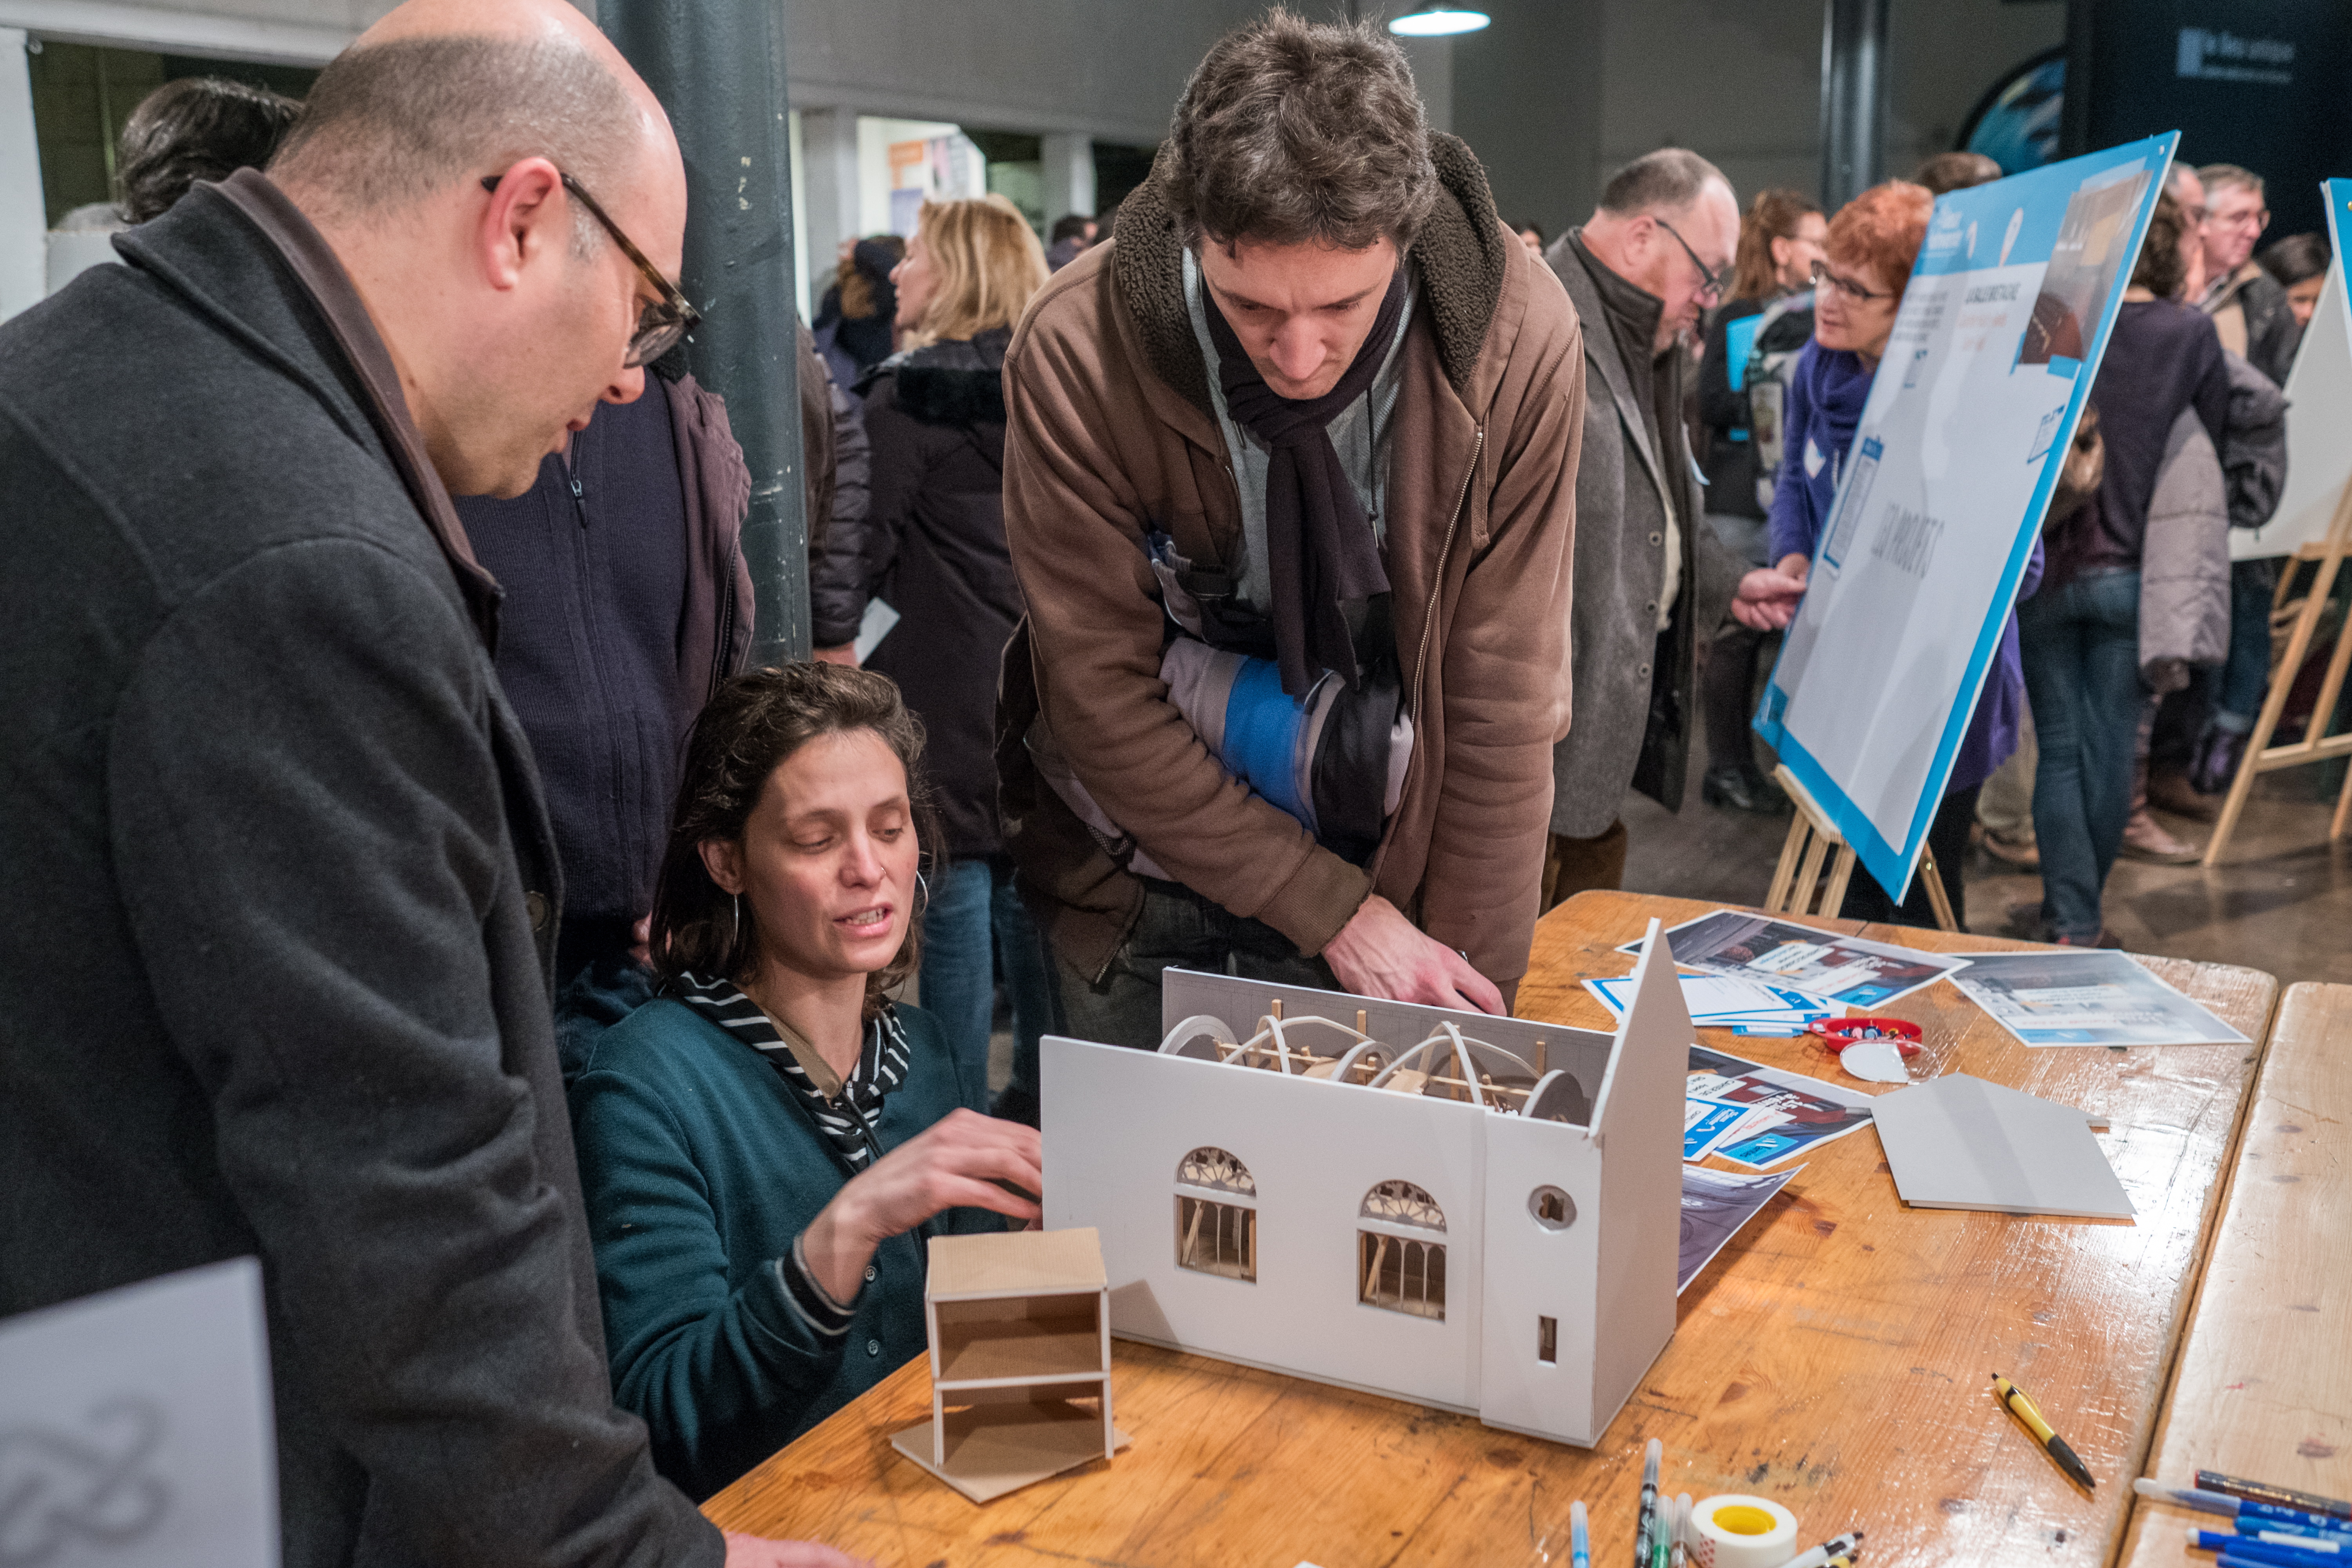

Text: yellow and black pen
xmin=1992 ymin=1374 xmax=2095 ymax=1489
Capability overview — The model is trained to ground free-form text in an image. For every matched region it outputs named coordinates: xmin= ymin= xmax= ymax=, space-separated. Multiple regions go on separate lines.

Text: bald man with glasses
xmin=0 ymin=0 xmax=860 ymax=1563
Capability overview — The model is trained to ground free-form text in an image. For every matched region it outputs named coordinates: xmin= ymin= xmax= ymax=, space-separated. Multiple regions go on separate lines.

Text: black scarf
xmin=1204 ymin=265 xmax=1410 ymax=696
xmin=675 ymin=973 xmax=910 ymax=1173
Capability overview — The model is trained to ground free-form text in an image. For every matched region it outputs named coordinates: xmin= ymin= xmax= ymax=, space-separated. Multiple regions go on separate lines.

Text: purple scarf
xmin=1204 ymin=266 xmax=1410 ymax=696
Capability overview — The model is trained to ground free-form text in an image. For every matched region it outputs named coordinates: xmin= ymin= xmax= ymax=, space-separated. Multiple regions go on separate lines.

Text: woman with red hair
xmin=1733 ymin=180 xmax=2042 ymax=928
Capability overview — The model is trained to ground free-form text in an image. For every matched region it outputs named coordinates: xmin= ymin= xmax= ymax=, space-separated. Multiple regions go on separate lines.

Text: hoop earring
xmin=912 ymin=871 xmax=929 ymax=922
xmin=730 ymin=893 xmax=742 ymax=950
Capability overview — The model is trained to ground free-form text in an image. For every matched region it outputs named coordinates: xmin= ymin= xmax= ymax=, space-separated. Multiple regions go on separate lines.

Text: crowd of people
xmin=0 ymin=0 xmax=2331 ymax=1563
xmin=1702 ymin=150 xmax=2314 ymax=945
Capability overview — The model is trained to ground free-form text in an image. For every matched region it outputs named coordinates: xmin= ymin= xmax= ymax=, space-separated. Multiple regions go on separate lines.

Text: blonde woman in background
xmin=809 ymin=194 xmax=1056 ymax=1121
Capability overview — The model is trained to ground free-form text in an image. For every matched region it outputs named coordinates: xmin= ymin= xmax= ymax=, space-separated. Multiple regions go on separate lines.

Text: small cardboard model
xmin=889 ymin=1226 xmax=1129 ymax=1503
xmin=1041 ymin=919 xmax=1690 ymax=1448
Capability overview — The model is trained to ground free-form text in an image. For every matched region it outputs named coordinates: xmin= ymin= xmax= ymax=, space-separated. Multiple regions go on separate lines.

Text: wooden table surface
xmin=704 ymin=890 xmax=2278 ymax=1568
xmin=2114 ymin=982 xmax=2352 ymax=1568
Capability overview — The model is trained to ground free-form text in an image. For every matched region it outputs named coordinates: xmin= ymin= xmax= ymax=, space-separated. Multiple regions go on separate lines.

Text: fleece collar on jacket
xmin=1110 ymin=132 xmax=1508 ymax=420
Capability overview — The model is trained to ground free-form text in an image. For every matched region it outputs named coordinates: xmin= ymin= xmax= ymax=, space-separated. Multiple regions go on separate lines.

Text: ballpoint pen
xmin=2189 ymin=1528 xmax=2343 ymax=1564
xmin=1668 ymin=1495 xmax=1692 ymax=1568
xmin=2134 ymin=1481 xmax=2352 ymax=1539
xmin=1784 ymin=1531 xmax=1867 ymax=1568
xmin=1570 ymin=1500 xmax=1590 ymax=1568
xmin=1635 ymin=1439 xmax=1661 ymax=1568
xmin=1992 ymin=1374 xmax=2095 ymax=1488
xmin=2200 ymin=1474 xmax=2352 ymax=1522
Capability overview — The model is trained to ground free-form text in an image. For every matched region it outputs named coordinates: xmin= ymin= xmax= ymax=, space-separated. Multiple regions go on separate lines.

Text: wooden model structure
xmin=1042 ymin=920 xmax=1691 ymax=1448
xmin=2205 ymin=475 xmax=2352 ymax=864
xmin=1765 ymin=763 xmax=1956 ymax=929
xmin=887 ymin=1227 xmax=1125 ymax=1503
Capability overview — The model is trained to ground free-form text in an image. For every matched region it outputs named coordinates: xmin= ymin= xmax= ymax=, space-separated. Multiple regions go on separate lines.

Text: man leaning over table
xmin=994 ymin=9 xmax=1586 ymax=1067
xmin=0 ymin=0 xmax=859 ymax=1563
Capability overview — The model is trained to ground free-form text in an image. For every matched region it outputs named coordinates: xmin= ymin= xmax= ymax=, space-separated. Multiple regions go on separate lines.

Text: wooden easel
xmin=1763 ymin=764 xmax=1958 ymax=930
xmin=2204 ymin=475 xmax=2352 ymax=866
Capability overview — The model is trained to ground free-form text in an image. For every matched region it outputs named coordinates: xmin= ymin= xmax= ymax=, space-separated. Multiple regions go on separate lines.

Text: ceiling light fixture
xmin=1388 ymin=2 xmax=1492 ymax=37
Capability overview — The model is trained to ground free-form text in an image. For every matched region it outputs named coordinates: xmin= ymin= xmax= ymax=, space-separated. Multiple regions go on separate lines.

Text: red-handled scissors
xmin=1807 ymin=1016 xmax=1924 ymax=1057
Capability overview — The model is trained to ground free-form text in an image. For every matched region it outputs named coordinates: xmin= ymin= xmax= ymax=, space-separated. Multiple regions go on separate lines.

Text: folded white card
xmin=0 ymin=1258 xmax=279 ymax=1568
xmin=1869 ymin=1073 xmax=2133 ymax=1219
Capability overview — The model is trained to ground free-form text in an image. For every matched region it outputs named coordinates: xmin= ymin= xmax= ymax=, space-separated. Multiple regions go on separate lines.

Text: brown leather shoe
xmin=2120 ymin=806 xmax=2200 ymax=863
xmin=1978 ymin=827 xmax=2040 ymax=870
xmin=2146 ymin=767 xmax=2220 ymax=823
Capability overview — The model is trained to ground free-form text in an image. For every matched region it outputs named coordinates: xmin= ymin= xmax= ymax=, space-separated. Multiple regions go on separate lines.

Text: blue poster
xmin=1753 ymin=134 xmax=2177 ymax=901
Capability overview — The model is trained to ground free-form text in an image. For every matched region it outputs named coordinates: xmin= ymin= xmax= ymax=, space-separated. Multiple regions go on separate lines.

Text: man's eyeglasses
xmin=1654 ymin=217 xmax=1724 ymax=302
xmin=1810 ymin=258 xmax=1893 ymax=303
xmin=481 ymin=171 xmax=701 ymax=367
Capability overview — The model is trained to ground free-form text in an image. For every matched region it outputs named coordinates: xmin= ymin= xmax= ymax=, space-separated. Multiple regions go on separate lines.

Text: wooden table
xmin=705 ymin=890 xmax=2277 ymax=1567
xmin=2114 ymin=982 xmax=2352 ymax=1568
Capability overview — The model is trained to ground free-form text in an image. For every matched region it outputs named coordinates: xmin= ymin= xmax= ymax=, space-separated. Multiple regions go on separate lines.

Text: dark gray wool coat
xmin=0 ymin=174 xmax=719 ymax=1568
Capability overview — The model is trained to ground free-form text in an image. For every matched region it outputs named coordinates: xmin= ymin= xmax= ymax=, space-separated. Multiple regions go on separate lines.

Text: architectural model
xmin=1041 ymin=919 xmax=1691 ymax=1448
xmin=889 ymin=1227 xmax=1127 ymax=1503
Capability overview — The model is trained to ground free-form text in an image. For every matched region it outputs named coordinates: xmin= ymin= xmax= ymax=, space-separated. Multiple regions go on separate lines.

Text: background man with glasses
xmin=1541 ymin=148 xmax=1752 ymax=904
xmin=2196 ymin=162 xmax=2300 ymax=388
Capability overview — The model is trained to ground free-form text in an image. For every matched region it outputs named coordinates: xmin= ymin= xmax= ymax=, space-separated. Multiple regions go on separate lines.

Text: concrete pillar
xmin=1818 ymin=0 xmax=1890 ymax=209
xmin=603 ymin=0 xmax=809 ymax=663
xmin=0 ymin=31 xmax=47 ymax=323
xmin=1041 ymin=132 xmax=1096 ymax=225
xmin=800 ymin=105 xmax=860 ymax=313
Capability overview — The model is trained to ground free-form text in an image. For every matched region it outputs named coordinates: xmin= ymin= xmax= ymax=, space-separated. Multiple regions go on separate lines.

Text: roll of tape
xmin=1688 ymin=1494 xmax=1800 ymax=1568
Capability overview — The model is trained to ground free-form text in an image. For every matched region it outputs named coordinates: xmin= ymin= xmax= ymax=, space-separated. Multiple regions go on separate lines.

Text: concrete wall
xmin=1453 ymin=0 xmax=2065 ymax=238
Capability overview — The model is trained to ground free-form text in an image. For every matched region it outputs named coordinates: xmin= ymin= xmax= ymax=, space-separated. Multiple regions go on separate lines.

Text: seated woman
xmin=1732 ymin=179 xmax=2042 ymax=929
xmin=569 ymin=662 xmax=1043 ymax=1500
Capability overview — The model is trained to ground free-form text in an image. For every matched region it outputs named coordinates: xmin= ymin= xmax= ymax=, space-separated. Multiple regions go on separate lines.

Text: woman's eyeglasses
xmin=1810 ymin=258 xmax=1893 ymax=303
xmin=481 ymin=171 xmax=702 ymax=367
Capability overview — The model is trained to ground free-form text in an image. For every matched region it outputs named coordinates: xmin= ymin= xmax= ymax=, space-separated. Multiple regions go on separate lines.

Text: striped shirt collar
xmin=674 ymin=973 xmax=910 ymax=1171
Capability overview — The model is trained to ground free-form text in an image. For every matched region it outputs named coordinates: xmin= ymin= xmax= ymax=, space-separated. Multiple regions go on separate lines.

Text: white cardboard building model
xmin=1041 ymin=918 xmax=1690 ymax=1448
xmin=888 ymin=1227 xmax=1130 ymax=1503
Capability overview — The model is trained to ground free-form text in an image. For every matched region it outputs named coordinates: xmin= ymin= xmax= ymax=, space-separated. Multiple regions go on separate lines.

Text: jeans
xmin=921 ymin=858 xmax=1059 ymax=1114
xmin=1051 ymin=877 xmax=1335 ymax=1053
xmin=2018 ymin=569 xmax=2143 ymax=941
xmin=2216 ymin=556 xmax=2279 ymax=730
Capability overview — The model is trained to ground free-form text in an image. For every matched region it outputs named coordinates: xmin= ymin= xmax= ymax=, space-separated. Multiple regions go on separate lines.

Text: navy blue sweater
xmin=457 ymin=391 xmax=688 ymax=927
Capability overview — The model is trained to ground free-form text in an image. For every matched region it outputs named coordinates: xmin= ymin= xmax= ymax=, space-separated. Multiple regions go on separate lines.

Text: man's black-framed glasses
xmin=1654 ymin=217 xmax=1724 ymax=302
xmin=1809 ymin=258 xmax=1891 ymax=303
xmin=481 ymin=170 xmax=701 ymax=367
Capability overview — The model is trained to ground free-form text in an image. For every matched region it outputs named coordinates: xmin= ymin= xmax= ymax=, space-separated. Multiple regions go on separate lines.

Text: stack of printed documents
xmin=1586 ymin=974 xmax=1838 ymax=1035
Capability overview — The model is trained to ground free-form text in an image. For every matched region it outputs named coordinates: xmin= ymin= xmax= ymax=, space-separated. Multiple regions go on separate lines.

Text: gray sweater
xmin=0 ymin=173 xmax=718 ymax=1567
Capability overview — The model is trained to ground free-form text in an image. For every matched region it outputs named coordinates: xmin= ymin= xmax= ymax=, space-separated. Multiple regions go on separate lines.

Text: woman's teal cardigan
xmin=568 ymin=995 xmax=1000 ymax=1499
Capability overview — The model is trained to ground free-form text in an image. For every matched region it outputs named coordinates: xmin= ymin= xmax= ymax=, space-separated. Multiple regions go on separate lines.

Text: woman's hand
xmin=1731 ymin=554 xmax=1811 ymax=631
xmin=799 ymin=1110 xmax=1043 ymax=1302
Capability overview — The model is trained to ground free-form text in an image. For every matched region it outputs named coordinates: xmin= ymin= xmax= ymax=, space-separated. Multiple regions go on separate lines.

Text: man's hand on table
xmin=724 ymin=1531 xmax=875 ymax=1568
xmin=1323 ymin=894 xmax=1504 ymax=1015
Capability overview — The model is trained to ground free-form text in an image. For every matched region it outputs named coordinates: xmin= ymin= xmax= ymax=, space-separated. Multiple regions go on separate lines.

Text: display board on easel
xmin=2203 ymin=177 xmax=2352 ymax=866
xmin=1752 ymin=134 xmax=2176 ymax=904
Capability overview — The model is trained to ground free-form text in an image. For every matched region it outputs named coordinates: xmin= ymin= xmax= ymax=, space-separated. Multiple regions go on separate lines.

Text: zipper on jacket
xmin=708 ymin=535 xmax=742 ymax=704
xmin=1365 ymin=424 xmax=1483 ymax=891
xmin=569 ymin=471 xmax=585 ymax=523
xmin=1408 ymin=425 xmax=1485 ymax=721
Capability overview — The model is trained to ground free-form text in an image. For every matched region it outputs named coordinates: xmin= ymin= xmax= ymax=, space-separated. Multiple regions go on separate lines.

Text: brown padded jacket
xmin=997 ymin=134 xmax=1584 ymax=995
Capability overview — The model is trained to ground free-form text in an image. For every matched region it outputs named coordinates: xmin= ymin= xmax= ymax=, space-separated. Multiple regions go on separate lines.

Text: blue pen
xmin=2138 ymin=1481 xmax=2352 ymax=1539
xmin=2191 ymin=1530 xmax=2343 ymax=1564
xmin=1572 ymin=1501 xmax=1591 ymax=1568
xmin=2230 ymin=1552 xmax=2348 ymax=1568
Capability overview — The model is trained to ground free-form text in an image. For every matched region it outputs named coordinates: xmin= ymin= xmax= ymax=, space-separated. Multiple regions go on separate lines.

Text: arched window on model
xmin=1358 ymin=1180 xmax=1446 ymax=1320
xmin=1175 ymin=1147 xmax=1256 ymax=1281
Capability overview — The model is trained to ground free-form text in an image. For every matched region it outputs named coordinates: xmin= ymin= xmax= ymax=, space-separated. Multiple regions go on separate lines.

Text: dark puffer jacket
xmin=812 ymin=328 xmax=1022 ymax=859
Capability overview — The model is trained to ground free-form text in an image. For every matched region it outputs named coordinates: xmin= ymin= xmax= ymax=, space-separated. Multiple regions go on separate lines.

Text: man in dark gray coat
xmin=1543 ymin=150 xmax=1752 ymax=904
xmin=0 ymin=2 xmax=847 ymax=1565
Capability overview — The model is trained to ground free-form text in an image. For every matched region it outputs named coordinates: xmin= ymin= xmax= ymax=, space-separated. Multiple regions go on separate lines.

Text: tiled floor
xmin=1622 ymin=742 xmax=2352 ymax=986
